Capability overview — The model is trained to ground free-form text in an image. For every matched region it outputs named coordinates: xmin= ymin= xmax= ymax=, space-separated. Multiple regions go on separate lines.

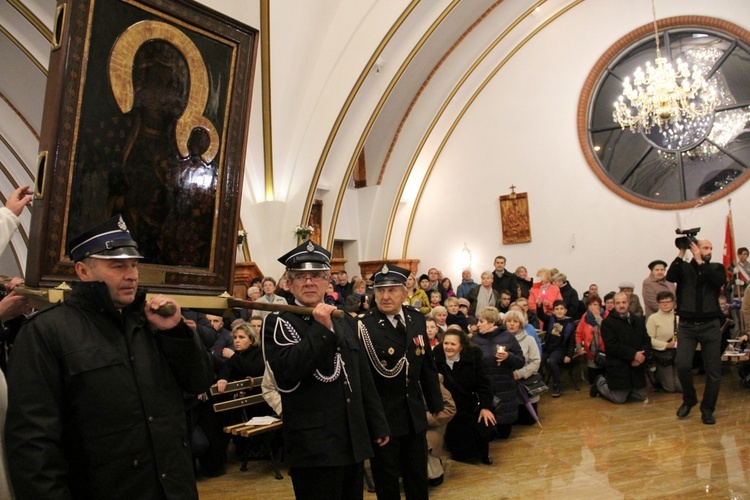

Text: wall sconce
xmin=459 ymin=243 xmax=472 ymax=270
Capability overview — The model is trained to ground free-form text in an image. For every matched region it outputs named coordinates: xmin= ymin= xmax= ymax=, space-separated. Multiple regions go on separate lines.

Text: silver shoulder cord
xmin=358 ymin=321 xmax=409 ymax=384
xmin=268 ymin=317 xmax=350 ymax=393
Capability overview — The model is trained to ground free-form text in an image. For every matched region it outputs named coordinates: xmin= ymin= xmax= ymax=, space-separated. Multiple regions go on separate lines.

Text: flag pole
xmin=728 ymin=198 xmax=739 ymax=297
xmin=728 ymin=198 xmax=744 ymax=334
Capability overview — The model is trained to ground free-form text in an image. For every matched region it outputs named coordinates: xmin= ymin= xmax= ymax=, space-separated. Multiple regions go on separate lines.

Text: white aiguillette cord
xmin=267 ymin=317 xmax=351 ymax=393
xmin=358 ymin=321 xmax=409 ymax=385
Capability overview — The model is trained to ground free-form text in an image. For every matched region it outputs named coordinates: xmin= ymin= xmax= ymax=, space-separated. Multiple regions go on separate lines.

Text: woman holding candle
xmin=471 ymin=307 xmax=524 ymax=439
xmin=528 ymin=268 xmax=563 ymax=317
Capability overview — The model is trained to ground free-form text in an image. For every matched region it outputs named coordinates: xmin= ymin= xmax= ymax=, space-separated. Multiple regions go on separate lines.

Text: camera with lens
xmin=675 ymin=227 xmax=700 ymax=250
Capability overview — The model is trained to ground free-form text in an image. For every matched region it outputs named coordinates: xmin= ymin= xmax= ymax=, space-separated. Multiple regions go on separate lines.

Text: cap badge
xmin=382 ymin=264 xmax=390 ymax=274
xmin=117 ymin=215 xmax=128 ymax=231
xmin=306 ymin=242 xmax=314 ymax=252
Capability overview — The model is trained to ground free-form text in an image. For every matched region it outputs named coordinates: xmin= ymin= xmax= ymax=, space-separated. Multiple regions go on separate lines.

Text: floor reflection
xmin=197 ymin=371 xmax=750 ymax=499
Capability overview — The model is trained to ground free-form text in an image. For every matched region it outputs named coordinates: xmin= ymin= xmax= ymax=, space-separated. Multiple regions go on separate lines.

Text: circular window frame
xmin=578 ymin=16 xmax=750 ymax=210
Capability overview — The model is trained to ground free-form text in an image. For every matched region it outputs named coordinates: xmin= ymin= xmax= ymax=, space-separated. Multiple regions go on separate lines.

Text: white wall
xmin=404 ymin=0 xmax=750 ymax=295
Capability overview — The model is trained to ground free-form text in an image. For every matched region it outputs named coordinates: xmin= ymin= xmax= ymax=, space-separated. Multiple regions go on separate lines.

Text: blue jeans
xmin=675 ymin=319 xmax=721 ymax=413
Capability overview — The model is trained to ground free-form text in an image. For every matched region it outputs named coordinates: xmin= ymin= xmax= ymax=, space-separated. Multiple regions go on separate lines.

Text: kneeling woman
xmin=433 ymin=326 xmax=496 ymax=464
xmin=473 ymin=307 xmax=525 ymax=439
xmin=505 ymin=310 xmax=541 ymax=425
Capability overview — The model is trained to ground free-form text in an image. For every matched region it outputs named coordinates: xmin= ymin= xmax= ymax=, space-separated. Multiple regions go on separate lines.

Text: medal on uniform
xmin=413 ymin=336 xmax=424 ymax=356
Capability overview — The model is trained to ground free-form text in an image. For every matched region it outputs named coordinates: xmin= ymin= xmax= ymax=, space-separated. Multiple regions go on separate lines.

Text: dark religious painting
xmin=27 ymin=0 xmax=258 ymax=294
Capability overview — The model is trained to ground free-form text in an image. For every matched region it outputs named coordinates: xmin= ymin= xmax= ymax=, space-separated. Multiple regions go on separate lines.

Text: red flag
xmin=723 ymin=213 xmax=735 ymax=280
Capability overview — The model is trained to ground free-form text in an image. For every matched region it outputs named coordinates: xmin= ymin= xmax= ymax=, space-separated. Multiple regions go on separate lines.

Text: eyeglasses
xmin=289 ymin=271 xmax=329 ymax=283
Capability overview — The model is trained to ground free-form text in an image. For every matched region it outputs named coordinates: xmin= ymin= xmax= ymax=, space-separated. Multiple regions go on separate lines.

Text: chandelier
xmin=613 ymin=0 xmax=717 ymax=134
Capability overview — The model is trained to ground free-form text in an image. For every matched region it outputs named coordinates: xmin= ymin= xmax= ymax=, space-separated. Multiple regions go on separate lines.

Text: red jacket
xmin=575 ymin=310 xmax=609 ymax=361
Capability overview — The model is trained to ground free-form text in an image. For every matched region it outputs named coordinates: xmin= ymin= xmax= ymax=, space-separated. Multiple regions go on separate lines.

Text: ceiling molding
xmin=6 ymin=0 xmax=53 ymax=42
xmin=325 ymin=0 xmax=464 ymax=250
xmin=299 ymin=0 xmax=422 ymax=248
xmin=0 ymin=91 xmax=40 ymax=141
xmin=398 ymin=0 xmax=585 ymax=258
xmin=0 ymin=25 xmax=48 ymax=76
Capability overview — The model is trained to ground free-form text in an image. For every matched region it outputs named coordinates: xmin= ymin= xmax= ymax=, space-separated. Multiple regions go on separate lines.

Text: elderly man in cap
xmin=642 ymin=259 xmax=676 ymax=318
xmin=618 ymin=281 xmax=644 ymax=317
xmin=5 ymin=215 xmax=213 ymax=499
xmin=263 ymin=240 xmax=389 ymax=499
xmin=358 ymin=263 xmax=444 ymax=499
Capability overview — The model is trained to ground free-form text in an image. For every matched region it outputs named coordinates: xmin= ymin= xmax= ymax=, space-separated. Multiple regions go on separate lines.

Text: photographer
xmin=666 ymin=238 xmax=725 ymax=425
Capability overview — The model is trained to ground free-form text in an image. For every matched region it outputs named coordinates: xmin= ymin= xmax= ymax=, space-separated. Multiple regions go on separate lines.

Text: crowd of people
xmin=232 ymin=248 xmax=747 ymax=493
xmin=1 ymin=200 xmax=748 ymax=499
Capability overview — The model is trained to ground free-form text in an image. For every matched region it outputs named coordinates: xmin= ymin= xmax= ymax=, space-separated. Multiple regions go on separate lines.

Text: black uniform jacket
xmin=357 ymin=306 xmax=444 ymax=436
xmin=5 ymin=282 xmax=214 ymax=500
xmin=263 ymin=311 xmax=389 ymax=468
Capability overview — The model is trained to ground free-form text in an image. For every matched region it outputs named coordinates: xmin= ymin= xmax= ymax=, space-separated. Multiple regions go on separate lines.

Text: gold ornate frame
xmin=27 ymin=0 xmax=258 ymax=294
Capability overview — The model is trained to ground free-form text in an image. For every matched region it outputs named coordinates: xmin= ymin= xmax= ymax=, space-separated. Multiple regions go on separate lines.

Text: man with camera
xmin=666 ymin=237 xmax=726 ymax=425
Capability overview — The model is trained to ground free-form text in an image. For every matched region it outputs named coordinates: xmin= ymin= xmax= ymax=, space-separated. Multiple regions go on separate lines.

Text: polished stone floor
xmin=197 ymin=370 xmax=750 ymax=499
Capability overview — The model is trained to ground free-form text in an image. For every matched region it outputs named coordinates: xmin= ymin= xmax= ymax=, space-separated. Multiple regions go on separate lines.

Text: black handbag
xmin=652 ymin=348 xmax=676 ymax=366
xmin=521 ymin=372 xmax=549 ymax=396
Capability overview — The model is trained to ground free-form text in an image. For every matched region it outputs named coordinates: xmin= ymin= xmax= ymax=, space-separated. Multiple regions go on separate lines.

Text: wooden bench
xmin=210 ymin=377 xmax=283 ymax=479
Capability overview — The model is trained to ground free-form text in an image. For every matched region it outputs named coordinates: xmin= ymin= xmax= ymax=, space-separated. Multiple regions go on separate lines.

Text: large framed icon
xmin=27 ymin=0 xmax=258 ymax=294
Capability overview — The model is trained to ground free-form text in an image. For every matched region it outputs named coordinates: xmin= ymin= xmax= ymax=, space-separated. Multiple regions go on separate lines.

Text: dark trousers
xmin=676 ymin=319 xmax=722 ymax=413
xmin=371 ymin=432 xmax=428 ymax=500
xmin=542 ymin=349 xmax=565 ymax=385
xmin=290 ymin=462 xmax=364 ymax=500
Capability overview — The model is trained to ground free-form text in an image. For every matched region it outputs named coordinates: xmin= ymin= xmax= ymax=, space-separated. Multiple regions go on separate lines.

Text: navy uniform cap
xmin=372 ymin=263 xmax=409 ymax=287
xmin=68 ymin=215 xmax=143 ymax=262
xmin=278 ymin=240 xmax=331 ymax=270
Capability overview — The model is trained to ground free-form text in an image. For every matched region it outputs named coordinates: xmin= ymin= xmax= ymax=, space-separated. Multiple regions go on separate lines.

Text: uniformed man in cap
xmin=5 ymin=215 xmax=213 ymax=499
xmin=358 ymin=263 xmax=444 ymax=499
xmin=262 ymin=240 xmax=390 ymax=499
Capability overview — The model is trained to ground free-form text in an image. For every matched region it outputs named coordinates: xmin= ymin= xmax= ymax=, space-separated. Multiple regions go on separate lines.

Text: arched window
xmin=579 ymin=17 xmax=750 ymax=208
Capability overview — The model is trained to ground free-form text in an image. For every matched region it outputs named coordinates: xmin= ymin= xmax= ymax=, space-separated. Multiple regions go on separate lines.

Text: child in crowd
xmin=432 ymin=306 xmax=449 ymax=334
xmin=466 ymin=316 xmax=478 ymax=339
xmin=429 ymin=290 xmax=443 ymax=310
xmin=445 ymin=296 xmax=468 ymax=332
xmin=426 ymin=318 xmax=440 ymax=347
xmin=538 ymin=300 xmax=576 ymax=397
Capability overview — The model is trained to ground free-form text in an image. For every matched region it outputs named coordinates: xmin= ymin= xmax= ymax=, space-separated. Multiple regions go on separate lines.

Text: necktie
xmin=395 ymin=315 xmax=406 ymax=337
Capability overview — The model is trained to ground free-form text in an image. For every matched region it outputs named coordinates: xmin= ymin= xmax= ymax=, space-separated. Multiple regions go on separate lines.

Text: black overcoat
xmin=600 ymin=313 xmax=652 ymax=391
xmin=5 ymin=283 xmax=214 ymax=499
